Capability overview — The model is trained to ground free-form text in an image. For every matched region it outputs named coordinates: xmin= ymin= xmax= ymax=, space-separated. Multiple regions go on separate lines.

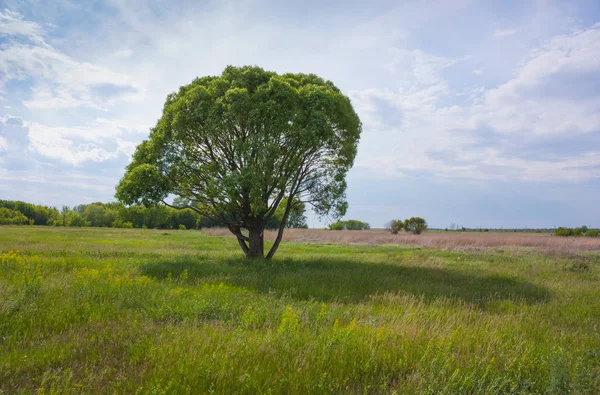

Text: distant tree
xmin=585 ymin=229 xmax=599 ymax=237
xmin=116 ymin=66 xmax=361 ymax=259
xmin=328 ymin=221 xmax=345 ymax=230
xmin=328 ymin=219 xmax=369 ymax=230
xmin=554 ymin=227 xmax=574 ymax=237
xmin=344 ymin=219 xmax=370 ymax=230
xmin=404 ymin=217 xmax=427 ymax=235
xmin=66 ymin=211 xmax=89 ymax=227
xmin=389 ymin=219 xmax=404 ymax=234
xmin=0 ymin=207 xmax=31 ymax=225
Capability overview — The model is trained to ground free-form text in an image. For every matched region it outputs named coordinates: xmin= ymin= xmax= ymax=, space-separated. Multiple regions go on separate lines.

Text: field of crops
xmin=1 ymin=226 xmax=599 ymax=393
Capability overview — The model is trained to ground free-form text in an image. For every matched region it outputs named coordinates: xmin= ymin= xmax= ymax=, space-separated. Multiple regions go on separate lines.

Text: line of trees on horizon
xmin=0 ymin=199 xmax=308 ymax=230
xmin=554 ymin=226 xmax=598 ymax=237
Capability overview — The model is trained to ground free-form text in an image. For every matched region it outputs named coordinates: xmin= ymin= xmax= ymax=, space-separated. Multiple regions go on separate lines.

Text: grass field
xmin=1 ymin=226 xmax=599 ymax=394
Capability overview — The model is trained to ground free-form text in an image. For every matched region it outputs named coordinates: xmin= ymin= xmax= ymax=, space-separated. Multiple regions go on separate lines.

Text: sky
xmin=1 ymin=0 xmax=599 ymax=229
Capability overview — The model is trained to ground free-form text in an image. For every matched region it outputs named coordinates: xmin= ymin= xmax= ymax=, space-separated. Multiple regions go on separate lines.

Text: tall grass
xmin=204 ymin=227 xmax=600 ymax=251
xmin=1 ymin=226 xmax=599 ymax=393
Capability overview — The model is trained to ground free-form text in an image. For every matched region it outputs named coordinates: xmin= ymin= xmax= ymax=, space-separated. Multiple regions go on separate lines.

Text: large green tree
xmin=116 ymin=66 xmax=361 ymax=258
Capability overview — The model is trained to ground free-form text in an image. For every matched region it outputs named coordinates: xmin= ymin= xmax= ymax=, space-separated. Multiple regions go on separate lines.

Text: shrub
xmin=344 ymin=220 xmax=370 ymax=230
xmin=573 ymin=227 xmax=584 ymax=236
xmin=67 ymin=212 xmax=89 ymax=227
xmin=328 ymin=220 xmax=370 ymax=230
xmin=585 ymin=229 xmax=599 ymax=237
xmin=0 ymin=208 xmax=31 ymax=225
xmin=404 ymin=217 xmax=427 ymax=235
xmin=390 ymin=219 xmax=404 ymax=234
xmin=554 ymin=227 xmax=574 ymax=237
xmin=328 ymin=221 xmax=345 ymax=230
xmin=178 ymin=224 xmax=187 ymax=230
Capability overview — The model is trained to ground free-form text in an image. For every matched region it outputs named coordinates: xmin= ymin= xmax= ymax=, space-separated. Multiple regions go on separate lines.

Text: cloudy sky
xmin=1 ymin=0 xmax=599 ymax=228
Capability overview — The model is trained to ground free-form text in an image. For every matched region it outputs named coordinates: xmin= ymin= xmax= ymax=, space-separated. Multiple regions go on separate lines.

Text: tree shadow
xmin=139 ymin=256 xmax=551 ymax=306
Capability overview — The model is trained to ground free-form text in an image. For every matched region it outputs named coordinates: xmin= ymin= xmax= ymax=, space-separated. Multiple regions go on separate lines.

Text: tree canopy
xmin=404 ymin=217 xmax=428 ymax=235
xmin=116 ymin=66 xmax=361 ymax=258
xmin=328 ymin=219 xmax=370 ymax=230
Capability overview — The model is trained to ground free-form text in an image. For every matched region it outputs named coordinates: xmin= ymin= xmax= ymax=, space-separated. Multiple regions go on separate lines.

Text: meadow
xmin=1 ymin=226 xmax=599 ymax=394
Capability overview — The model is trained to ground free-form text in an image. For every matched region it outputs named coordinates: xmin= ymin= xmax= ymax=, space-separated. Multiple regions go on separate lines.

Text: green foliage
xmin=555 ymin=227 xmax=574 ymax=236
xmin=265 ymin=199 xmax=308 ymax=229
xmin=328 ymin=219 xmax=370 ymax=230
xmin=0 ymin=199 xmax=234 ymax=230
xmin=404 ymin=217 xmax=428 ymax=234
xmin=116 ymin=65 xmax=361 ymax=258
xmin=328 ymin=221 xmax=345 ymax=230
xmin=178 ymin=224 xmax=187 ymax=230
xmin=0 ymin=200 xmax=59 ymax=225
xmin=390 ymin=219 xmax=404 ymax=234
xmin=555 ymin=227 xmax=597 ymax=237
xmin=66 ymin=211 xmax=89 ymax=227
xmin=0 ymin=207 xmax=32 ymax=225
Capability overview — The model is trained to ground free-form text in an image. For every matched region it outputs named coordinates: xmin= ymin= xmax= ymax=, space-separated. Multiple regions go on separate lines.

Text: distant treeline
xmin=0 ymin=200 xmax=308 ymax=230
xmin=554 ymin=226 xmax=598 ymax=237
xmin=440 ymin=227 xmax=598 ymax=234
xmin=442 ymin=227 xmax=555 ymax=233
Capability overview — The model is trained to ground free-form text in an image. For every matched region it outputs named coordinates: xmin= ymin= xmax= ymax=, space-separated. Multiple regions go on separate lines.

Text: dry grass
xmin=203 ymin=228 xmax=600 ymax=251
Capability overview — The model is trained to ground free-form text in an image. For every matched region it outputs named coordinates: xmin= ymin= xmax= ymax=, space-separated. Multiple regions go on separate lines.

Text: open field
xmin=1 ymin=226 xmax=600 ymax=393
xmin=205 ymin=227 xmax=600 ymax=251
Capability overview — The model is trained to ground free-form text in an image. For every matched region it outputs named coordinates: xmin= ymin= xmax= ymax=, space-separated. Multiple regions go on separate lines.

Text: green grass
xmin=1 ymin=226 xmax=599 ymax=394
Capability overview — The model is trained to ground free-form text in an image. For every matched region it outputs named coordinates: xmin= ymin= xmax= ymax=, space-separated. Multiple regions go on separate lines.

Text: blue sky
xmin=1 ymin=0 xmax=599 ymax=228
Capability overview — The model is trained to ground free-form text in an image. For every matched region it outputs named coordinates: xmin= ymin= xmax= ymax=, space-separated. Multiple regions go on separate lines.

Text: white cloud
xmin=0 ymin=114 xmax=144 ymax=166
xmin=0 ymin=10 xmax=141 ymax=110
xmin=0 ymin=8 xmax=46 ymax=44
xmin=350 ymin=23 xmax=600 ymax=182
xmin=476 ymin=24 xmax=600 ymax=135
xmin=1 ymin=2 xmax=599 ymax=187
xmin=24 ymin=119 xmax=143 ymax=165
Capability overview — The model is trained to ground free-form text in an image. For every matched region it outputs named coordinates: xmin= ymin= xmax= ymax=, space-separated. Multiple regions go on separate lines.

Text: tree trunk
xmin=266 ymin=199 xmax=293 ymax=259
xmin=247 ymin=227 xmax=264 ymax=259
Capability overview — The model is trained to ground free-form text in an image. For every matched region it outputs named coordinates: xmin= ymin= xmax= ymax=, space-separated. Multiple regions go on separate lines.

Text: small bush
xmin=585 ymin=229 xmax=599 ymax=237
xmin=328 ymin=221 xmax=345 ymax=230
xmin=554 ymin=227 xmax=574 ymax=237
xmin=390 ymin=219 xmax=404 ymax=234
xmin=178 ymin=224 xmax=187 ymax=230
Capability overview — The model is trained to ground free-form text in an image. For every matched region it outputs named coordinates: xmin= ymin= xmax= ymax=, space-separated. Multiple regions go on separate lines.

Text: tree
xmin=404 ymin=217 xmax=427 ymax=234
xmin=328 ymin=221 xmax=345 ymax=230
xmin=344 ymin=219 xmax=370 ymax=230
xmin=116 ymin=66 xmax=361 ymax=259
xmin=327 ymin=219 xmax=370 ymax=230
xmin=0 ymin=207 xmax=31 ymax=225
xmin=390 ymin=219 xmax=403 ymax=234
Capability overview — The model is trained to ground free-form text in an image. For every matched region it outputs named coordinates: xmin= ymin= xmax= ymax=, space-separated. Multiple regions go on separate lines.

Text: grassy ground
xmin=1 ymin=226 xmax=599 ymax=394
